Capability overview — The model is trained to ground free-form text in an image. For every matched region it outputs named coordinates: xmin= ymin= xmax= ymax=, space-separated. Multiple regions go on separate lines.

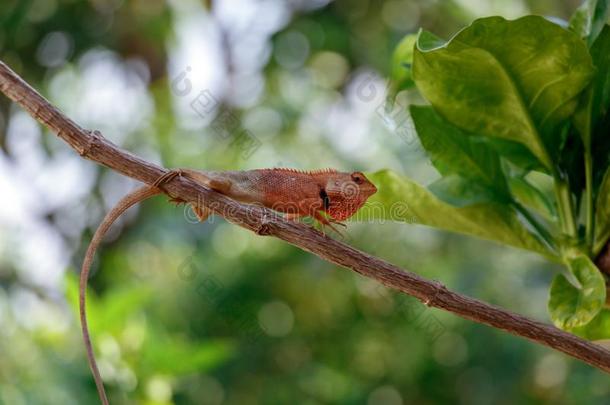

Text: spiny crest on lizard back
xmin=270 ymin=167 xmax=338 ymax=175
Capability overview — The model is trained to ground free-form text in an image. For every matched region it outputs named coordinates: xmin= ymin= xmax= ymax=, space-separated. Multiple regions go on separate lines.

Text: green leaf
xmin=590 ymin=25 xmax=610 ymax=131
xmin=410 ymin=105 xmax=509 ymax=200
xmin=571 ymin=309 xmax=610 ymax=340
xmin=484 ymin=137 xmax=548 ymax=173
xmin=594 ymin=35 xmax=610 ymax=252
xmin=508 ymin=176 xmax=557 ymax=221
xmin=410 ymin=105 xmax=510 ymax=207
xmin=569 ymin=0 xmax=610 ymax=46
xmin=574 ymin=26 xmax=610 ymax=149
xmin=413 ymin=16 xmax=595 ymax=170
xmin=570 ymin=27 xmax=609 ymax=246
xmin=574 ymin=87 xmax=595 ymax=150
xmin=389 ymin=33 xmax=417 ymax=100
xmin=417 ymin=29 xmax=445 ymax=50
xmin=360 ymin=170 xmax=553 ymax=258
xmin=548 ymin=254 xmax=606 ymax=329
xmin=428 ymin=175 xmax=500 ymax=207
xmin=594 ymin=167 xmax=610 ymax=253
xmin=556 ymin=135 xmax=588 ymax=215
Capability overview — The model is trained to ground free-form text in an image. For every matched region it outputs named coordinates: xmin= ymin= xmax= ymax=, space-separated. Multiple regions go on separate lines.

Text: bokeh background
xmin=1 ymin=0 xmax=608 ymax=404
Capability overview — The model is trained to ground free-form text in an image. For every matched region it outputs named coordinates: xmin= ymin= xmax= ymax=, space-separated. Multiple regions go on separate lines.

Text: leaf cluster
xmin=375 ymin=1 xmax=610 ymax=335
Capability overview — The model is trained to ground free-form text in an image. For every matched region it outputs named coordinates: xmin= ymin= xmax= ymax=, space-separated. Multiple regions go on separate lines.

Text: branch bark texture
xmin=1 ymin=60 xmax=610 ymax=373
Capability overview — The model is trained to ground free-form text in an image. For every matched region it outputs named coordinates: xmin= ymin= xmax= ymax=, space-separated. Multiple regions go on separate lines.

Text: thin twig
xmin=1 ymin=60 xmax=610 ymax=374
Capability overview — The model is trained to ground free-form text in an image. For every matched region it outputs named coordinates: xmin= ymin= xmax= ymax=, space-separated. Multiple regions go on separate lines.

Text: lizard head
xmin=322 ymin=171 xmax=377 ymax=221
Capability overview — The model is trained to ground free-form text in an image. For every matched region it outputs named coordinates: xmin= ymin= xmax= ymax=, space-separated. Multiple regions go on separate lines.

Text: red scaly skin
xmin=180 ymin=168 xmax=378 ymax=226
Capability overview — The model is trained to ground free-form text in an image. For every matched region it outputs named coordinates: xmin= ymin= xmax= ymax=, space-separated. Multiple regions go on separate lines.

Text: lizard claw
xmin=312 ymin=212 xmax=346 ymax=238
xmin=326 ymin=223 xmax=346 ymax=238
xmin=329 ymin=218 xmax=347 ymax=228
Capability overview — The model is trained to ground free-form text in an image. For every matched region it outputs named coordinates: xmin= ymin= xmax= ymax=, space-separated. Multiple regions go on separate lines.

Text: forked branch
xmin=1 ymin=60 xmax=610 ymax=374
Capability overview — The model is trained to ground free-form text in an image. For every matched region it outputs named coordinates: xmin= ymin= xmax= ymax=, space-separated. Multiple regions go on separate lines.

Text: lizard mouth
xmin=365 ymin=182 xmax=378 ymax=196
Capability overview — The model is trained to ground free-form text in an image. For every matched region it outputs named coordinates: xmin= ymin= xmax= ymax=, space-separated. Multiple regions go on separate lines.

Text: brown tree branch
xmin=2 ymin=60 xmax=610 ymax=373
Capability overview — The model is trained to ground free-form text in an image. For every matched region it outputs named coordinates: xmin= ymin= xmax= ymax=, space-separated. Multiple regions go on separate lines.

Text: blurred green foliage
xmin=1 ymin=0 xmax=610 ymax=404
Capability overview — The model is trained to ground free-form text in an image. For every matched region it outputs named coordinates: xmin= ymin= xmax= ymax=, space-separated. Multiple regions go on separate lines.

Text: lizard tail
xmin=79 ymin=185 xmax=162 ymax=405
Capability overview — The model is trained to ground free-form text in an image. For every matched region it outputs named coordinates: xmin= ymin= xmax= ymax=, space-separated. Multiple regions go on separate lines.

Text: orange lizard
xmin=80 ymin=168 xmax=377 ymax=404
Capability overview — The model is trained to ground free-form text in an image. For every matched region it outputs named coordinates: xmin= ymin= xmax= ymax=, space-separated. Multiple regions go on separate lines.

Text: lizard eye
xmin=351 ymin=172 xmax=364 ymax=185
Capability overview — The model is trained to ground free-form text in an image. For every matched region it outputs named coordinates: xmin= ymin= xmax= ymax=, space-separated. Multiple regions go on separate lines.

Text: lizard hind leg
xmin=153 ymin=168 xmax=183 ymax=188
xmin=282 ymin=212 xmax=343 ymax=236
xmin=154 ymin=168 xmax=214 ymax=222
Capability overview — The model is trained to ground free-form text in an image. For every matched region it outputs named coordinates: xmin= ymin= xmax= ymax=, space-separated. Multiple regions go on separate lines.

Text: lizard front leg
xmin=284 ymin=197 xmax=345 ymax=236
xmin=312 ymin=211 xmax=345 ymax=236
